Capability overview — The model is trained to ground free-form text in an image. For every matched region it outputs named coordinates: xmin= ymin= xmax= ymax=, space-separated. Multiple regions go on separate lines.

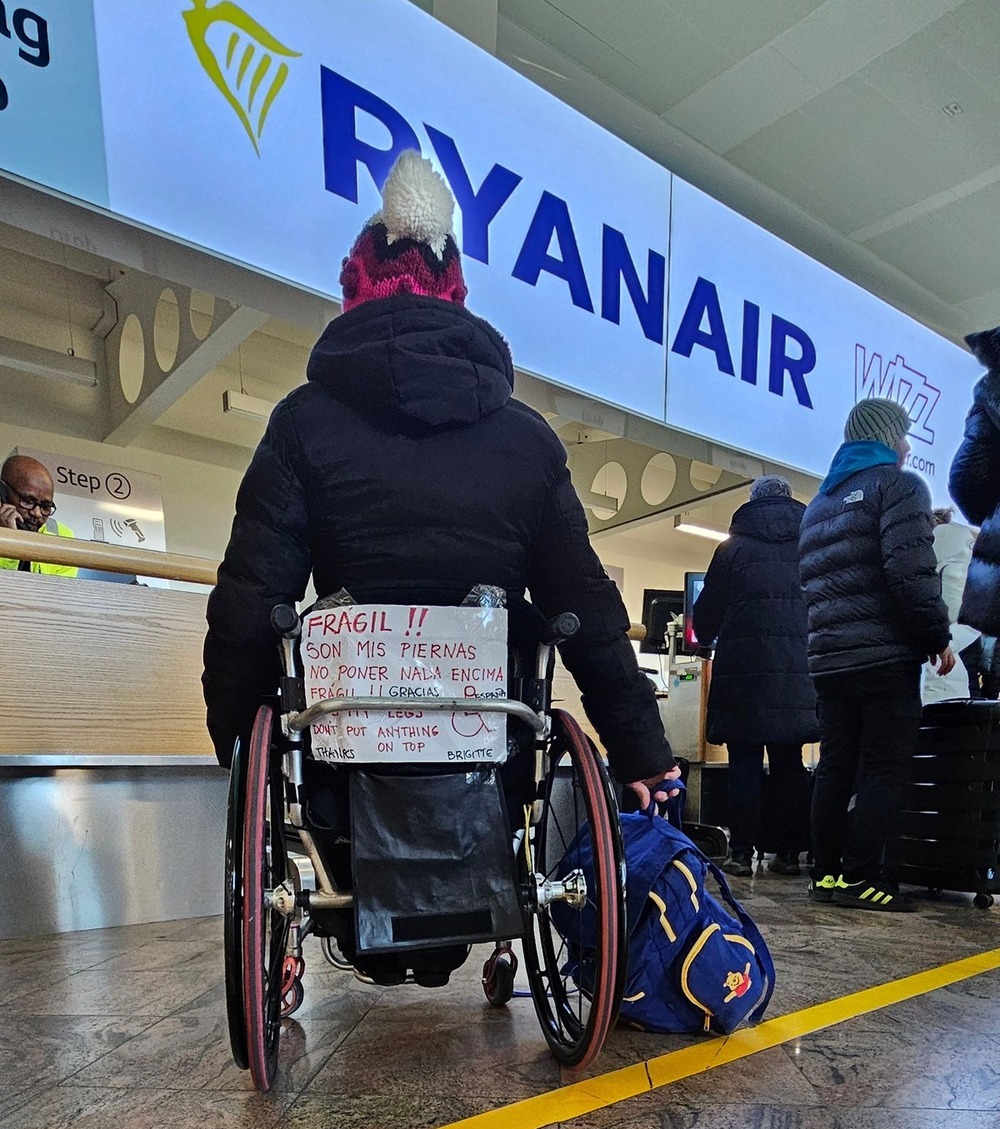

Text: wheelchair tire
xmin=520 ymin=709 xmax=626 ymax=1070
xmin=242 ymin=704 xmax=292 ymax=1092
xmin=223 ymin=735 xmax=249 ymax=1070
xmin=481 ymin=944 xmax=517 ymax=1007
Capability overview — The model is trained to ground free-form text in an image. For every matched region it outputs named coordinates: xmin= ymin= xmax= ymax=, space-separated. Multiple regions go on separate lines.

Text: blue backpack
xmin=555 ymin=810 xmax=776 ymax=1035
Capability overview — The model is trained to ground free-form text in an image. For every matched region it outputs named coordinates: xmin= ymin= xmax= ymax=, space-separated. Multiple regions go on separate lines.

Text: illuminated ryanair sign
xmin=0 ymin=0 xmax=978 ymax=500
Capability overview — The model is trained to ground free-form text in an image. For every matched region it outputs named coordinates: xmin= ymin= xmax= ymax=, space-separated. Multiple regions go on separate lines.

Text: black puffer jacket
xmin=203 ymin=294 xmax=673 ymax=782
xmin=950 ymin=368 xmax=1000 ymax=634
xmin=799 ymin=463 xmax=950 ymax=675
xmin=692 ymin=496 xmax=819 ymax=745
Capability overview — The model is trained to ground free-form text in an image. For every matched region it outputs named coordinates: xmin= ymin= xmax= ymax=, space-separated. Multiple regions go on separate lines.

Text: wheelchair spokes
xmin=520 ymin=710 xmax=626 ymax=1070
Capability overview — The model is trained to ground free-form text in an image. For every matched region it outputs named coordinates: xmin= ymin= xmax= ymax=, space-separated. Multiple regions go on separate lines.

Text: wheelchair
xmin=223 ymin=598 xmax=627 ymax=1091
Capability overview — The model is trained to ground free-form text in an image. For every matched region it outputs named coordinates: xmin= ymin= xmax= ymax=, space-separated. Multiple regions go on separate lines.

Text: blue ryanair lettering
xmin=424 ymin=124 xmax=521 ymax=265
xmin=670 ymin=277 xmax=815 ymax=409
xmin=769 ymin=315 xmax=815 ymax=409
xmin=601 ymin=225 xmax=665 ymax=345
xmin=511 ymin=191 xmax=593 ymax=312
xmin=319 ymin=66 xmax=665 ymax=343
xmin=671 ymin=277 xmax=734 ymax=375
xmin=320 ymin=68 xmax=420 ymax=203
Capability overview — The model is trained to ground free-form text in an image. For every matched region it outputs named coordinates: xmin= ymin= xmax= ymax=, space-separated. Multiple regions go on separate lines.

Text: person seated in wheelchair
xmin=203 ymin=150 xmax=679 ymax=984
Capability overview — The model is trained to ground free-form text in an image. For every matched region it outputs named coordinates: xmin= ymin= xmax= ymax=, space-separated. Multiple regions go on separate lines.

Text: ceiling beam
xmin=101 ymin=271 xmax=268 ymax=446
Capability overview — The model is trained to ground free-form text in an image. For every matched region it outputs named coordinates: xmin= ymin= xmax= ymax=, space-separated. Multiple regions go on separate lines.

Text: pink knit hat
xmin=339 ymin=150 xmax=467 ymax=311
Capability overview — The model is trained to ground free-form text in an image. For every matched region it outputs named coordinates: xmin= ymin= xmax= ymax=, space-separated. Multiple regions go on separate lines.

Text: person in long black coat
xmin=950 ymin=326 xmax=1000 ymax=637
xmin=202 ymin=150 xmax=678 ymax=808
xmin=692 ymin=476 xmax=818 ymax=877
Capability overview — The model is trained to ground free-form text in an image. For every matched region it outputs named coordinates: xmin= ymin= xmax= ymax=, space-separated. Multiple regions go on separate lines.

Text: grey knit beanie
xmin=750 ymin=475 xmax=792 ymax=500
xmin=844 ymin=398 xmax=911 ymax=446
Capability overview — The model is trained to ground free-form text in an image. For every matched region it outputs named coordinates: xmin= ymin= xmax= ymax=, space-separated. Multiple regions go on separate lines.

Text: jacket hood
xmin=729 ymin=495 xmax=806 ymax=543
xmin=973 ymin=370 xmax=1000 ymax=430
xmin=820 ymin=440 xmax=898 ymax=494
xmin=306 ymin=294 xmax=514 ymax=429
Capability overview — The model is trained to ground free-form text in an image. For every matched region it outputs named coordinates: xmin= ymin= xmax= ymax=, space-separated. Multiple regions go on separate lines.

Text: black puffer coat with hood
xmin=950 ymin=337 xmax=1000 ymax=635
xmin=692 ymin=496 xmax=819 ymax=745
xmin=203 ymin=295 xmax=673 ymax=782
xmin=799 ymin=458 xmax=950 ymax=675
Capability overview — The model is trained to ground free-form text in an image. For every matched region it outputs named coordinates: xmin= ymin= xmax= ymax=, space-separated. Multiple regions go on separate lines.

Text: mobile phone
xmin=0 ymin=481 xmax=26 ymax=528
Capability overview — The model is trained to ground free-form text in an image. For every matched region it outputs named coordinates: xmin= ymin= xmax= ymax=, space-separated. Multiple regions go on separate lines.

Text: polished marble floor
xmin=2 ymin=864 xmax=999 ymax=1129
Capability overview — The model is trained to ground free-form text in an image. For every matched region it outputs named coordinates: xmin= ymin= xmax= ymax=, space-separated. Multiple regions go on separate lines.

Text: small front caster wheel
xmin=482 ymin=945 xmax=518 ymax=1007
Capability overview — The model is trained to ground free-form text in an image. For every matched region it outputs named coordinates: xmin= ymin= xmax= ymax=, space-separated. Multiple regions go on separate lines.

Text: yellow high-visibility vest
xmin=0 ymin=519 xmax=78 ymax=577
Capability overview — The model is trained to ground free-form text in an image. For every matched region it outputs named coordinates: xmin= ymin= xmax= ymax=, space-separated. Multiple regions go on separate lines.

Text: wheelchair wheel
xmin=481 ymin=942 xmax=517 ymax=1007
xmin=520 ymin=709 xmax=626 ymax=1070
xmin=223 ymin=735 xmax=249 ymax=1070
xmin=242 ymin=704 xmax=292 ymax=1091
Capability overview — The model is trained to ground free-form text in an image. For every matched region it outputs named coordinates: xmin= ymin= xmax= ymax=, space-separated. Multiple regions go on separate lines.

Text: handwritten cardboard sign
xmin=302 ymin=605 xmax=509 ymax=764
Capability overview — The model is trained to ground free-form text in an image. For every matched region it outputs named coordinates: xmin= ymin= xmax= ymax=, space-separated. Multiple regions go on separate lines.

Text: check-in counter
xmin=0 ymin=529 xmax=681 ymax=938
xmin=0 ymin=531 xmax=228 ymax=939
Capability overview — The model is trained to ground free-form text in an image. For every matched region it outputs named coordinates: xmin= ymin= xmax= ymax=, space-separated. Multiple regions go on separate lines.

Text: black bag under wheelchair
xmin=223 ymin=590 xmax=628 ymax=1091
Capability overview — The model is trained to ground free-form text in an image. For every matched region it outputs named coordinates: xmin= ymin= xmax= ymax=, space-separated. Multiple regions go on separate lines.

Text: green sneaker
xmin=809 ymin=874 xmax=837 ymax=903
xmin=831 ymin=877 xmax=913 ymax=912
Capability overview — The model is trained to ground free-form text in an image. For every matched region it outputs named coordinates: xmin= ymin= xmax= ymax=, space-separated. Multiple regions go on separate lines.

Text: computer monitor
xmin=639 ymin=588 xmax=683 ymax=654
xmin=681 ymin=571 xmax=707 ymax=655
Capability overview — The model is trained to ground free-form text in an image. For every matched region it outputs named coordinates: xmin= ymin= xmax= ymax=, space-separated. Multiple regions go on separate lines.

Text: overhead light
xmin=0 ymin=335 xmax=97 ymax=386
xmin=579 ymin=488 xmax=620 ymax=520
xmin=223 ymin=389 xmax=275 ymax=421
xmin=674 ymin=516 xmax=728 ymax=542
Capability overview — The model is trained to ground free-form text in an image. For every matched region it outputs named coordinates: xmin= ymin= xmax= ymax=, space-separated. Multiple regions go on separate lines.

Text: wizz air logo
xmin=855 ymin=345 xmax=941 ymax=446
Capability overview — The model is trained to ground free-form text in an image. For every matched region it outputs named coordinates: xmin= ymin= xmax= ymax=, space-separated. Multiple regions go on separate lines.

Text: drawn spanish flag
xmin=183 ymin=0 xmax=301 ymax=155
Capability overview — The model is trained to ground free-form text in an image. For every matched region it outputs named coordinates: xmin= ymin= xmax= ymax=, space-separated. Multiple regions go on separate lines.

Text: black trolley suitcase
xmin=892 ymin=699 xmax=1000 ymax=909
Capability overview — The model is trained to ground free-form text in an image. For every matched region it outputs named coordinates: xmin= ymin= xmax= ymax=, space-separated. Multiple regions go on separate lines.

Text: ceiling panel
xmin=725 ymin=109 xmax=912 ymax=233
xmin=663 ymin=0 xmax=964 ymax=151
xmin=663 ymin=0 xmax=825 ymax=60
xmin=864 ymin=27 xmax=1000 ymax=127
xmin=956 ymin=285 xmax=1000 ymax=327
xmin=665 ymin=47 xmax=816 ymax=153
xmin=501 ymin=0 xmax=733 ymax=112
xmin=771 ymin=0 xmax=964 ymax=89
xmin=795 ymin=79 xmax=981 ymax=215
xmin=864 ymin=177 xmax=1000 ymax=304
xmin=854 ymin=34 xmax=1000 ymax=183
xmin=934 ymin=0 xmax=1000 ymax=74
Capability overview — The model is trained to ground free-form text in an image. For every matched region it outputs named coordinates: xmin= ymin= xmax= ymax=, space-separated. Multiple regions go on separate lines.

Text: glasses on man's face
xmin=1 ymin=480 xmax=56 ymax=517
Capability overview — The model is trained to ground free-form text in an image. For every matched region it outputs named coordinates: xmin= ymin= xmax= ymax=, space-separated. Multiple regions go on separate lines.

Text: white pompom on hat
xmin=339 ymin=150 xmax=467 ymax=312
xmin=375 ymin=150 xmax=456 ymax=258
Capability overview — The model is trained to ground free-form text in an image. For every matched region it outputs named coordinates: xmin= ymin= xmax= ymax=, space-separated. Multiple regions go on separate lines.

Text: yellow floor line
xmin=439 ymin=947 xmax=1000 ymax=1129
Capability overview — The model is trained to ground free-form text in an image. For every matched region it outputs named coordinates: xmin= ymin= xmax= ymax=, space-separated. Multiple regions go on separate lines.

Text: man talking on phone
xmin=0 ymin=454 xmax=77 ymax=577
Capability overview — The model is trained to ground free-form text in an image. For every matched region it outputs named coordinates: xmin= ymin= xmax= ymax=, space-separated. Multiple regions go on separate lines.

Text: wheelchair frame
xmin=224 ymin=603 xmax=627 ymax=1090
